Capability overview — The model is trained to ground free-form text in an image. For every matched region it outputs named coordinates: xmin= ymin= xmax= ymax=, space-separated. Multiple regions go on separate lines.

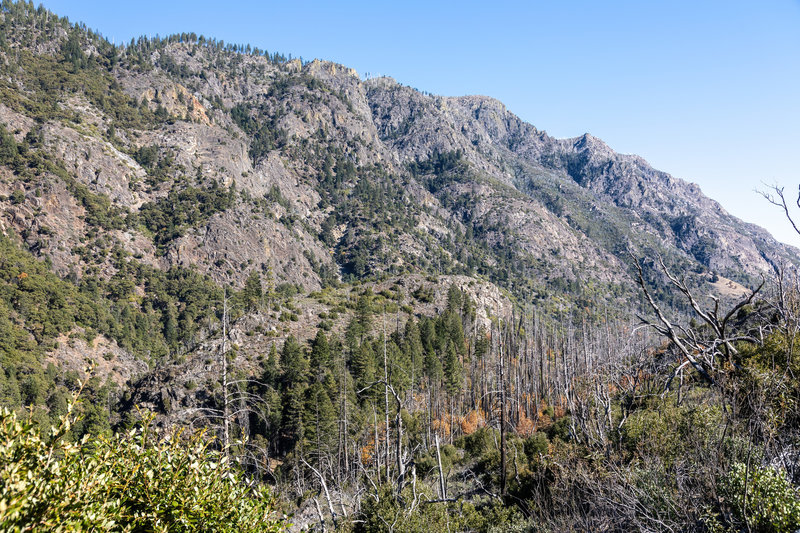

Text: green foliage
xmin=230 ymin=103 xmax=288 ymax=163
xmin=458 ymin=426 xmax=498 ymax=461
xmin=0 ymin=406 xmax=286 ymax=532
xmin=408 ymin=149 xmax=465 ymax=182
xmin=6 ymin=6 xmax=800 ymax=532
xmin=722 ymin=463 xmax=800 ymax=533
xmin=0 ymin=23 xmax=155 ymax=129
xmin=523 ymin=432 xmax=549 ymax=462
xmin=620 ymin=400 xmax=723 ymax=467
xmin=137 ymin=181 xmax=235 ymax=250
xmin=353 ymin=484 xmax=457 ymax=533
xmin=412 ymin=284 xmax=433 ymax=303
xmin=350 ymin=342 xmax=376 ymax=396
xmin=242 ymin=270 xmax=263 ymax=311
xmin=442 ymin=340 xmax=462 ymax=395
xmin=275 ymin=282 xmax=300 ymax=299
xmin=279 ymin=336 xmax=308 ymax=450
xmin=0 ymin=230 xmax=240 ymax=424
xmin=132 ymin=145 xmax=180 ymax=186
xmin=0 ymin=235 xmax=120 ymax=427
xmin=351 ymin=482 xmax=522 ymax=533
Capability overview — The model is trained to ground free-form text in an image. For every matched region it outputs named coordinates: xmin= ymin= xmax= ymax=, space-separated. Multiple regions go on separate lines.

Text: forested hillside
xmin=1 ymin=1 xmax=799 ymax=531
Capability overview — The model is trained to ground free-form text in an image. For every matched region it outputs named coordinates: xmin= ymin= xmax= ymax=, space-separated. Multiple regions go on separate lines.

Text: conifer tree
xmin=346 ymin=294 xmax=373 ymax=348
xmin=263 ymin=343 xmax=280 ymax=385
xmin=163 ymin=301 xmax=179 ymax=350
xmin=387 ymin=339 xmax=410 ymax=394
xmin=304 ymin=381 xmax=337 ymax=466
xmin=403 ymin=318 xmax=424 ymax=391
xmin=446 ymin=284 xmax=463 ymax=313
xmin=263 ymin=344 xmax=283 ymax=429
xmin=446 ymin=310 xmax=467 ymax=355
xmin=443 ymin=340 xmax=462 ymax=396
xmin=351 ymin=341 xmax=376 ymax=397
xmin=243 ymin=270 xmax=262 ymax=311
xmin=423 ymin=339 xmax=442 ymax=385
xmin=309 ymin=330 xmax=331 ymax=383
xmin=279 ymin=336 xmax=308 ymax=451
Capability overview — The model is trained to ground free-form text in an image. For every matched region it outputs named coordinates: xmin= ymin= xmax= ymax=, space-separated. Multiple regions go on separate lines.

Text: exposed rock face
xmin=165 ymin=204 xmax=328 ymax=290
xmin=0 ymin=15 xmax=797 ymax=403
xmin=46 ymin=333 xmax=148 ymax=388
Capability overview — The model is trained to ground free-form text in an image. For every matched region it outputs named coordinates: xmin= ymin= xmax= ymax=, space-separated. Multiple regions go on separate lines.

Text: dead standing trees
xmin=629 ymin=250 xmax=763 ymax=390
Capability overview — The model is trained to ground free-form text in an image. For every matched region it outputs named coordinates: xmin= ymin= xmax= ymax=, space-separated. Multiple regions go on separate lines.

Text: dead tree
xmin=758 ymin=184 xmax=800 ymax=238
xmin=357 ymin=379 xmax=407 ymax=494
xmin=630 ymin=249 xmax=763 ymax=389
xmin=221 ymin=289 xmax=230 ymax=454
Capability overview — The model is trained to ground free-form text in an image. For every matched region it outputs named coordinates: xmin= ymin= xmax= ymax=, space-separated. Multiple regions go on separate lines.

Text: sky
xmin=41 ymin=0 xmax=800 ymax=245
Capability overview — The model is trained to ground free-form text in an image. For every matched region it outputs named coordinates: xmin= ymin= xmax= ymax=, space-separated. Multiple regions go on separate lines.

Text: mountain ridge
xmin=0 ymin=29 xmax=793 ymax=300
xmin=0 ymin=0 xmax=796 ymax=408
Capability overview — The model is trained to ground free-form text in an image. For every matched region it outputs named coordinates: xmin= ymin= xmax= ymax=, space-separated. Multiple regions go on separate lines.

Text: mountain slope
xmin=0 ymin=0 xmax=797 ymax=411
xmin=1 ymin=5 xmax=793 ymax=318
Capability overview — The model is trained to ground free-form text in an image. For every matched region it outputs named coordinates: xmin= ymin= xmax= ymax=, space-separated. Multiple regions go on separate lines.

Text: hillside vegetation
xmin=0 ymin=1 xmax=799 ymax=531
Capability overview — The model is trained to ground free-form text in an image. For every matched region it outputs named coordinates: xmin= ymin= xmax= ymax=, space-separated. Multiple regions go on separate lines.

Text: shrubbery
xmin=722 ymin=463 xmax=800 ymax=532
xmin=0 ymin=405 xmax=287 ymax=532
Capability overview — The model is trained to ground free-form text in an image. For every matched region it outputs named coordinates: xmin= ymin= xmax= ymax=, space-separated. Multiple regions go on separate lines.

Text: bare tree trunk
xmin=435 ymin=434 xmax=446 ymax=499
xmin=303 ymin=458 xmax=338 ymax=530
xmin=499 ymin=324 xmax=507 ymax=496
xmin=222 ymin=289 xmax=230 ymax=454
xmin=373 ymin=405 xmax=380 ymax=484
xmin=313 ymin=498 xmax=327 ymax=533
xmin=383 ymin=311 xmax=390 ymax=484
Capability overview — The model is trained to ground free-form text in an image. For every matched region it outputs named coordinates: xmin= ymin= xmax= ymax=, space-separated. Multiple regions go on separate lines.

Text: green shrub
xmin=0 ymin=406 xmax=287 ymax=532
xmin=722 ymin=463 xmax=800 ymax=532
xmin=621 ymin=402 xmax=722 ymax=465
xmin=354 ymin=483 xmax=473 ymax=533
xmin=458 ymin=426 xmax=497 ymax=460
xmin=523 ymin=432 xmax=549 ymax=462
xmin=548 ymin=415 xmax=572 ymax=442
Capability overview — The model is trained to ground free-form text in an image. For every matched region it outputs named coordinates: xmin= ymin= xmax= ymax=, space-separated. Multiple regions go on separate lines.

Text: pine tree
xmin=446 ymin=310 xmax=467 ymax=355
xmin=263 ymin=343 xmax=280 ymax=385
xmin=351 ymin=341 xmax=376 ymax=397
xmin=263 ymin=261 xmax=275 ymax=309
xmin=387 ymin=339 xmax=410 ymax=394
xmin=248 ymin=344 xmax=282 ymax=457
xmin=279 ymin=336 xmax=308 ymax=451
xmin=309 ymin=330 xmax=330 ymax=383
xmin=163 ymin=301 xmax=178 ymax=350
xmin=62 ymin=30 xmax=85 ymax=71
xmin=446 ymin=284 xmax=463 ymax=313
xmin=243 ymin=270 xmax=262 ymax=311
xmin=304 ymin=382 xmax=337 ymax=465
xmin=346 ymin=294 xmax=373 ymax=348
xmin=474 ymin=327 xmax=489 ymax=358
xmin=443 ymin=340 xmax=462 ymax=396
xmin=422 ymin=318 xmax=443 ymax=385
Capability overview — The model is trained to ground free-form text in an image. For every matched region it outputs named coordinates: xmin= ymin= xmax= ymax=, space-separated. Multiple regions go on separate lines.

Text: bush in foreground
xmin=0 ymin=405 xmax=287 ymax=532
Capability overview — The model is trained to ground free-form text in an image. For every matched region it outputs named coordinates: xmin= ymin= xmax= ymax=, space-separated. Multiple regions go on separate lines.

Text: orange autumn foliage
xmin=516 ymin=407 xmax=536 ymax=437
xmin=516 ymin=416 xmax=536 ymax=437
xmin=361 ymin=440 xmax=375 ymax=464
xmin=460 ymin=409 xmax=486 ymax=435
xmin=432 ymin=416 xmax=451 ymax=437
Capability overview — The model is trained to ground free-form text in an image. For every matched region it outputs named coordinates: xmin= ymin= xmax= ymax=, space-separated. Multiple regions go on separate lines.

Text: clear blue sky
xmin=43 ymin=0 xmax=800 ymax=245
